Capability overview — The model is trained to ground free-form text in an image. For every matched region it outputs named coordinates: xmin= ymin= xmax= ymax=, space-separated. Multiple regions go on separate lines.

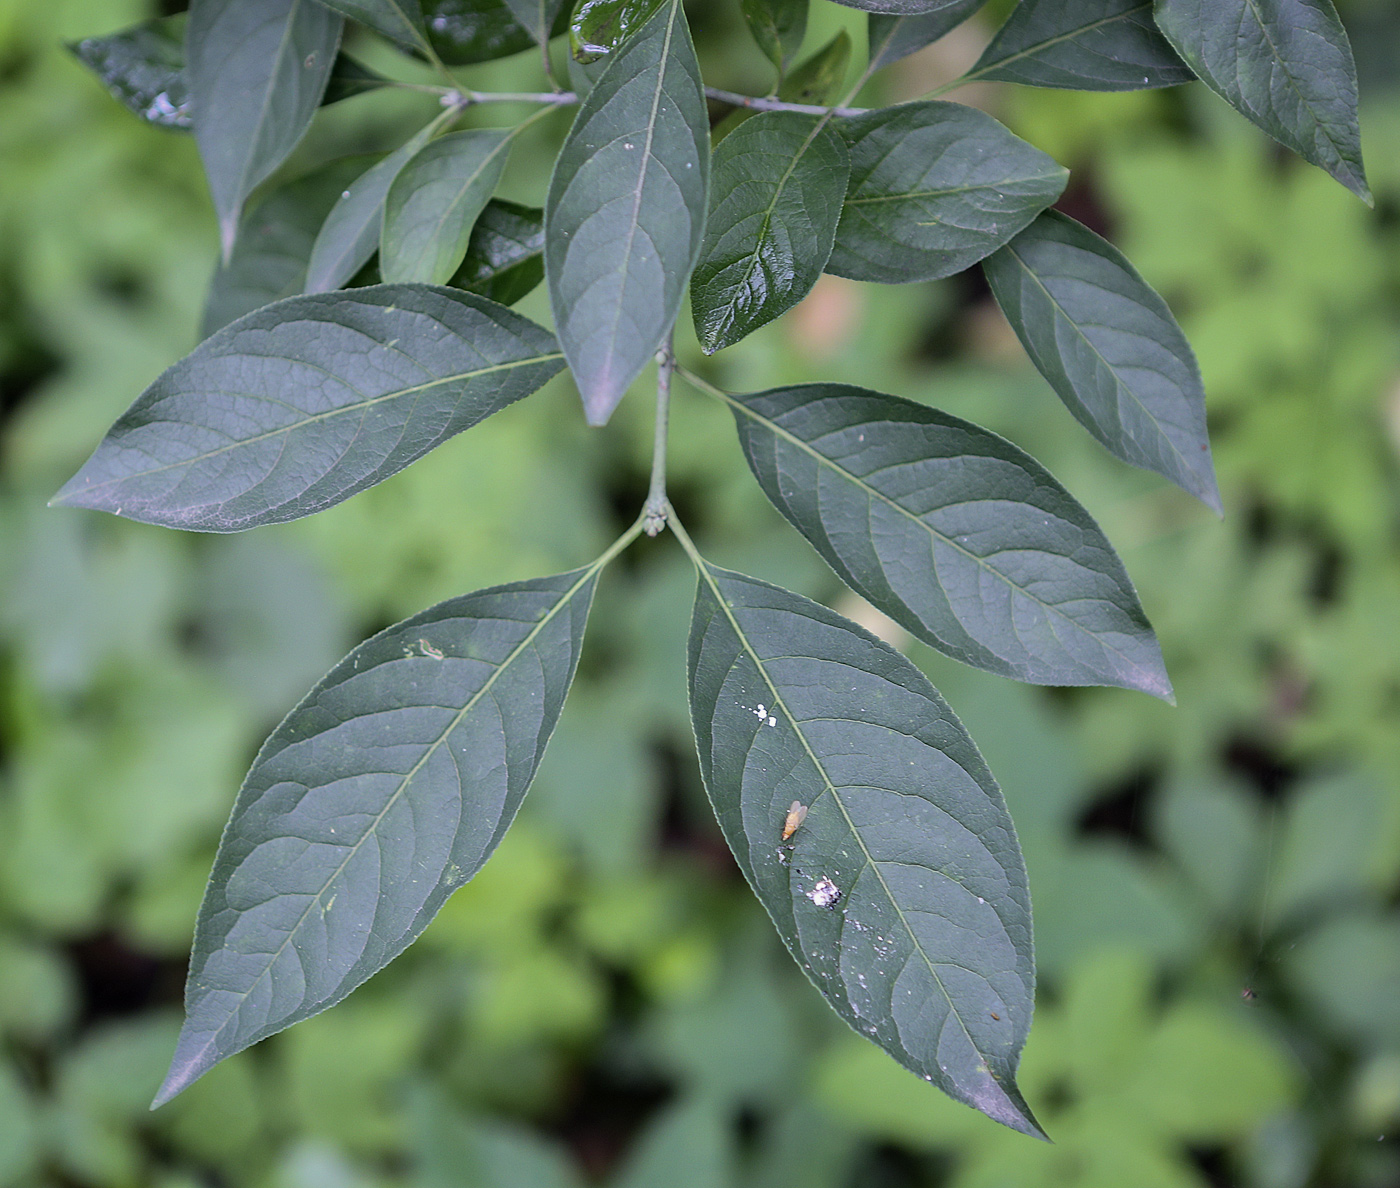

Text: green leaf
xmin=502 ymin=0 xmax=567 ymax=45
xmin=53 ymin=286 xmax=563 ymax=532
xmin=381 ymin=130 xmax=514 ymax=285
xmin=568 ymin=0 xmax=665 ymax=65
xmin=828 ymin=102 xmax=1067 ymax=284
xmin=426 ymin=0 xmax=561 ymax=65
xmin=314 ymin=0 xmax=431 ymax=55
xmin=778 ymin=30 xmax=852 ymax=105
xmin=186 ymin=0 xmax=344 ymax=259
xmin=982 ymin=211 xmax=1220 ymax=511
xmin=867 ymin=2 xmax=989 ymax=71
xmin=691 ymin=112 xmax=849 ymax=355
xmin=686 ymin=562 xmax=1042 ymax=1135
xmin=826 ymin=0 xmax=972 ymax=16
xmin=612 ymin=1096 xmax=732 ymax=1188
xmin=322 ymin=56 xmax=393 ymax=104
xmin=204 ymin=155 xmax=382 ymax=337
xmin=741 ymin=0 xmax=808 ymax=76
xmin=69 ymin=18 xmax=386 ymax=133
xmin=68 ymin=17 xmax=191 ymax=129
xmin=151 ymin=565 xmax=603 ymax=1105
xmin=969 ymin=0 xmax=1192 ymax=90
xmin=1154 ymin=0 xmax=1370 ymax=203
xmin=546 ymin=0 xmax=709 ymax=425
xmin=722 ymin=383 xmax=1172 ymax=697
xmin=305 ymin=119 xmax=441 ymax=294
xmin=449 ymin=200 xmax=546 ymax=304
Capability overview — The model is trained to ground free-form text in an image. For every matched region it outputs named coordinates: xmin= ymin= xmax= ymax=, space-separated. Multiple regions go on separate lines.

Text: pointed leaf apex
xmin=582 ymin=382 xmax=626 ymax=426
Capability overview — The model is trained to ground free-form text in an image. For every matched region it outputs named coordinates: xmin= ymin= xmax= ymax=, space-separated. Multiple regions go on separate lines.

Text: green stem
xmin=676 ymin=363 xmax=726 ymax=402
xmin=642 ymin=333 xmax=675 ymax=536
xmin=704 ymin=86 xmax=866 ymax=118
xmin=593 ymin=510 xmax=650 ymax=570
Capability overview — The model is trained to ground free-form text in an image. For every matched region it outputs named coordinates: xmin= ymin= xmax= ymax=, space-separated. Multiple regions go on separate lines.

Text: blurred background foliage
xmin=2 ymin=0 xmax=1399 ymax=1185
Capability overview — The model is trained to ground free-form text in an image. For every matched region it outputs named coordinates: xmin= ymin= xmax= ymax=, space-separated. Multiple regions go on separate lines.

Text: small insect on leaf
xmin=782 ymin=799 xmax=808 ymax=841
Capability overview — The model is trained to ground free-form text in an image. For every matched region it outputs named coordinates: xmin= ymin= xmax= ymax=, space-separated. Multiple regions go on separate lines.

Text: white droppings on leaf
xmin=809 ymin=877 xmax=841 ymax=908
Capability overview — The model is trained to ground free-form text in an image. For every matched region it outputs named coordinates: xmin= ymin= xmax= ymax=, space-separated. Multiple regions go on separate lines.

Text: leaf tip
xmin=580 ymin=381 xmax=626 ymax=426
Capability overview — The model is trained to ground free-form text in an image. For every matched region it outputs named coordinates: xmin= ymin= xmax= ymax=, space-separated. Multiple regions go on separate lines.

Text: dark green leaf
xmin=1155 ymin=0 xmax=1370 ymax=202
xmin=867 ymin=2 xmax=988 ymax=71
xmin=983 ymin=211 xmax=1220 ymax=511
xmin=502 ymin=0 xmax=567 ymax=45
xmin=687 ymin=563 xmax=1042 ymax=1135
xmin=741 ymin=0 xmax=808 ymax=76
xmin=69 ymin=18 xmax=386 ymax=133
xmin=546 ymin=0 xmax=709 ymax=425
xmin=186 ymin=0 xmax=343 ymax=258
xmin=723 ymin=383 xmax=1173 ymax=697
xmin=970 ymin=0 xmax=1192 ymax=90
xmin=569 ymin=0 xmax=664 ymax=65
xmin=314 ymin=0 xmax=430 ymax=54
xmin=425 ymin=0 xmax=560 ymax=65
xmin=381 ymin=130 xmax=514 ymax=284
xmin=203 ymin=156 xmax=382 ymax=337
xmin=322 ymin=55 xmax=392 ymax=104
xmin=827 ymin=102 xmax=1066 ymax=284
xmin=449 ymin=200 xmax=546 ymax=304
xmin=68 ymin=17 xmax=191 ymax=129
xmin=53 ymin=286 xmax=564 ymax=532
xmin=151 ymin=565 xmax=602 ymax=1104
xmin=779 ymin=30 xmax=852 ymax=105
xmin=691 ymin=112 xmax=849 ymax=355
xmin=305 ymin=119 xmax=441 ymax=293
xmin=827 ymin=0 xmax=973 ymax=16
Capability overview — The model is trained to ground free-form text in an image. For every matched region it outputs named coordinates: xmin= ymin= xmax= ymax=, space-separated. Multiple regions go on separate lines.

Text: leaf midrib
xmin=971 ymin=2 xmax=1156 ymax=80
xmin=724 ymin=392 xmax=1152 ymax=675
xmin=694 ymin=565 xmax=995 ymax=1085
xmin=63 ymin=350 xmax=562 ymax=497
xmin=184 ymin=565 xmax=598 ymax=1069
xmin=1001 ymin=237 xmax=1204 ymax=489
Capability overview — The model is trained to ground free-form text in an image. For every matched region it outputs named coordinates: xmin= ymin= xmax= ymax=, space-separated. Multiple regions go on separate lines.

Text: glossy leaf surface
xmin=691 ymin=112 xmax=849 ymax=355
xmin=449 ymin=200 xmax=546 ymax=304
xmin=970 ymin=0 xmax=1191 ymax=90
xmin=827 ymin=102 xmax=1066 ymax=284
xmin=153 ymin=566 xmax=601 ymax=1104
xmin=687 ymin=564 xmax=1041 ymax=1135
xmin=204 ymin=156 xmax=381 ymax=336
xmin=305 ymin=120 xmax=440 ymax=294
xmin=546 ymin=0 xmax=708 ymax=424
xmin=54 ymin=287 xmax=563 ymax=532
xmin=186 ymin=0 xmax=343 ymax=258
xmin=1155 ymin=0 xmax=1370 ymax=202
xmin=569 ymin=0 xmax=663 ymax=64
xmin=741 ymin=0 xmax=808 ymax=76
xmin=983 ymin=211 xmax=1220 ymax=511
xmin=867 ymin=1 xmax=988 ymax=71
xmin=381 ymin=130 xmax=513 ymax=284
xmin=315 ymin=0 xmax=430 ymax=54
xmin=425 ymin=0 xmax=560 ymax=65
xmin=725 ymin=383 xmax=1172 ymax=696
xmin=69 ymin=17 xmax=191 ymax=129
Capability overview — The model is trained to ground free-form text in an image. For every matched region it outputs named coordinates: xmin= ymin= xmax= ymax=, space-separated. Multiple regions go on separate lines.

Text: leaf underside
xmin=1154 ymin=0 xmax=1370 ymax=203
xmin=970 ymin=0 xmax=1193 ymax=91
xmin=154 ymin=567 xmax=600 ymax=1106
xmin=546 ymin=0 xmax=709 ymax=425
xmin=867 ymin=2 xmax=991 ymax=72
xmin=726 ymin=383 xmax=1173 ymax=698
xmin=187 ymin=0 xmax=343 ymax=257
xmin=983 ymin=210 xmax=1220 ymax=511
xmin=827 ymin=102 xmax=1067 ymax=284
xmin=53 ymin=286 xmax=563 ymax=532
xmin=687 ymin=563 xmax=1042 ymax=1136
